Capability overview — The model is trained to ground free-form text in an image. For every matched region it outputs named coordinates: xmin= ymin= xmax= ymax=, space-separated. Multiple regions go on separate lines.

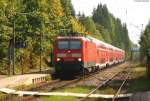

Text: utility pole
xmin=40 ymin=32 xmax=42 ymax=72
xmin=13 ymin=21 xmax=15 ymax=75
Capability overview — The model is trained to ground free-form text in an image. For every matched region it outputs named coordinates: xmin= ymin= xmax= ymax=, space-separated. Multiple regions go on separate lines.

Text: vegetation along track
xmin=4 ymin=62 xmax=132 ymax=101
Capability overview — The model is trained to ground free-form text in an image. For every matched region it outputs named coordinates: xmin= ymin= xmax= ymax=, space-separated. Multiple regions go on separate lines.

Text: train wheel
xmin=91 ymin=67 xmax=95 ymax=72
xmin=84 ymin=68 xmax=89 ymax=75
xmin=96 ymin=66 xmax=99 ymax=71
xmin=96 ymin=66 xmax=100 ymax=71
xmin=106 ymin=64 xmax=109 ymax=68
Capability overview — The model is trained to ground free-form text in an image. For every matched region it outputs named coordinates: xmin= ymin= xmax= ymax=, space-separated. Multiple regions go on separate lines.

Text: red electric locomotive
xmin=52 ymin=35 xmax=125 ymax=78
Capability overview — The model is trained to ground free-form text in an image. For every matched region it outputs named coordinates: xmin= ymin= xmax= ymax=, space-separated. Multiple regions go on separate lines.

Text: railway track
xmin=37 ymin=62 xmax=130 ymax=92
xmin=112 ymin=67 xmax=133 ymax=101
xmin=3 ymin=62 xmax=132 ymax=101
xmin=79 ymin=63 xmax=133 ymax=101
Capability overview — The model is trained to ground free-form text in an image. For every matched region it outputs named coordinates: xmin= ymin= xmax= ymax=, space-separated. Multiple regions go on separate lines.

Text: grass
xmin=41 ymin=96 xmax=76 ymax=101
xmin=128 ymin=76 xmax=150 ymax=92
xmin=98 ymin=86 xmax=116 ymax=94
xmin=58 ymin=86 xmax=94 ymax=93
xmin=40 ymin=86 xmax=95 ymax=101
xmin=106 ymin=66 xmax=150 ymax=93
xmin=40 ymin=96 xmax=101 ymax=101
xmin=127 ymin=66 xmax=150 ymax=92
xmin=40 ymin=86 xmax=116 ymax=101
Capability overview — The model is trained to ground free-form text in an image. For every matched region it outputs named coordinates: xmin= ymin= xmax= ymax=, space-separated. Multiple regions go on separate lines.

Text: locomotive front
xmin=53 ymin=36 xmax=84 ymax=76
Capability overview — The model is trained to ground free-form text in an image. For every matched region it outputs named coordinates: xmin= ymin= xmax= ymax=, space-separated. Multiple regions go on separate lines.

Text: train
xmin=52 ymin=35 xmax=125 ymax=78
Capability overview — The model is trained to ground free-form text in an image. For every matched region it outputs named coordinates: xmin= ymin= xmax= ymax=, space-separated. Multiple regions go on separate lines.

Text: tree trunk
xmin=8 ymin=39 xmax=13 ymax=75
xmin=130 ymin=51 xmax=133 ymax=61
xmin=147 ymin=52 xmax=150 ymax=80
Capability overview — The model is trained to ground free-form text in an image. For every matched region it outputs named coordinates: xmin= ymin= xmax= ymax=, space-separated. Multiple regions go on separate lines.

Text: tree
xmin=79 ymin=16 xmax=97 ymax=33
xmin=0 ymin=0 xmax=86 ymax=74
xmin=60 ymin=0 xmax=75 ymax=16
xmin=0 ymin=0 xmax=24 ymax=74
xmin=78 ymin=14 xmax=103 ymax=40
xmin=92 ymin=3 xmax=131 ymax=55
xmin=93 ymin=4 xmax=112 ymax=33
xmin=139 ymin=21 xmax=150 ymax=79
xmin=70 ymin=16 xmax=85 ymax=33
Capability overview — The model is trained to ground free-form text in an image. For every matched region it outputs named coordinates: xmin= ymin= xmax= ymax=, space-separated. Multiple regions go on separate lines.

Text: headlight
xmin=78 ymin=58 xmax=82 ymax=61
xmin=57 ymin=58 xmax=61 ymax=61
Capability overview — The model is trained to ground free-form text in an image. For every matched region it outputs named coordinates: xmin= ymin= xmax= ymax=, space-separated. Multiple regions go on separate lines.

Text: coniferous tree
xmin=140 ymin=21 xmax=150 ymax=79
xmin=92 ymin=3 xmax=131 ymax=54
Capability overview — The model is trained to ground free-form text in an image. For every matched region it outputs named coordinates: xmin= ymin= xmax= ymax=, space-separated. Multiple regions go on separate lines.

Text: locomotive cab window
xmin=70 ymin=40 xmax=81 ymax=50
xmin=58 ymin=40 xmax=81 ymax=50
xmin=58 ymin=41 xmax=69 ymax=50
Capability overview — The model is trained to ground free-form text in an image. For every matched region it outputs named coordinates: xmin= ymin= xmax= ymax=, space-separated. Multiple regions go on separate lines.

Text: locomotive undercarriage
xmin=52 ymin=62 xmax=83 ymax=79
xmin=51 ymin=61 xmax=102 ymax=79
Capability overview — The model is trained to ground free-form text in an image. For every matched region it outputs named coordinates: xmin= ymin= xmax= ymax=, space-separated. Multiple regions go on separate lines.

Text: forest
xmin=0 ymin=0 xmax=131 ymax=74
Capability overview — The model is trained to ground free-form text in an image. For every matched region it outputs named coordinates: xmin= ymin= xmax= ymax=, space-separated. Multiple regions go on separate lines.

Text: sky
xmin=71 ymin=0 xmax=150 ymax=45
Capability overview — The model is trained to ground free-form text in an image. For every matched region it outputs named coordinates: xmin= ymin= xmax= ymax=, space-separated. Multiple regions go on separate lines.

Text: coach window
xmin=58 ymin=41 xmax=69 ymax=50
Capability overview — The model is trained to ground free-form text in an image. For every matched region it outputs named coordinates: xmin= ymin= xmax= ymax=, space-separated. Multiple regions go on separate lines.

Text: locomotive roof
xmin=57 ymin=36 xmax=87 ymax=40
xmin=56 ymin=36 xmax=124 ymax=52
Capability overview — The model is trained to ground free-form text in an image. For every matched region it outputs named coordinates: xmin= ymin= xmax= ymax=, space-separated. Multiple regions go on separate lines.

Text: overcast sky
xmin=71 ymin=0 xmax=150 ymax=45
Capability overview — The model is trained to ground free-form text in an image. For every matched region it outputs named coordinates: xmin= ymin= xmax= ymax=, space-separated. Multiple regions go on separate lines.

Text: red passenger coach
xmin=52 ymin=35 xmax=125 ymax=77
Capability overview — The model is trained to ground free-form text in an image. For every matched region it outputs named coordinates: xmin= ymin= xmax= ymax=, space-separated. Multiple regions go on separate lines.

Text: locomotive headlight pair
xmin=78 ymin=58 xmax=82 ymax=61
xmin=57 ymin=58 xmax=61 ymax=61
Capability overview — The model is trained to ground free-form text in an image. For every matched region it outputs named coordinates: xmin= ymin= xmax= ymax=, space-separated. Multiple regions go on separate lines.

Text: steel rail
xmin=79 ymin=66 xmax=128 ymax=101
xmin=112 ymin=68 xmax=132 ymax=101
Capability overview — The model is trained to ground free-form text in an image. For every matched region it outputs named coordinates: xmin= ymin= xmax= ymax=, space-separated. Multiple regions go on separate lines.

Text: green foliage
xmin=95 ymin=23 xmax=111 ymax=42
xmin=60 ymin=0 xmax=75 ymax=16
xmin=127 ymin=67 xmax=150 ymax=92
xmin=139 ymin=22 xmax=150 ymax=79
xmin=93 ymin=4 xmax=112 ymax=32
xmin=41 ymin=96 xmax=76 ymax=101
xmin=140 ymin=21 xmax=150 ymax=54
xmin=0 ymin=0 xmax=84 ymax=73
xmin=0 ymin=1 xmax=132 ymax=73
xmin=59 ymin=86 xmax=94 ymax=93
xmin=79 ymin=16 xmax=96 ymax=33
xmin=70 ymin=16 xmax=85 ymax=33
xmin=78 ymin=15 xmax=103 ymax=40
xmin=92 ymin=4 xmax=131 ymax=53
